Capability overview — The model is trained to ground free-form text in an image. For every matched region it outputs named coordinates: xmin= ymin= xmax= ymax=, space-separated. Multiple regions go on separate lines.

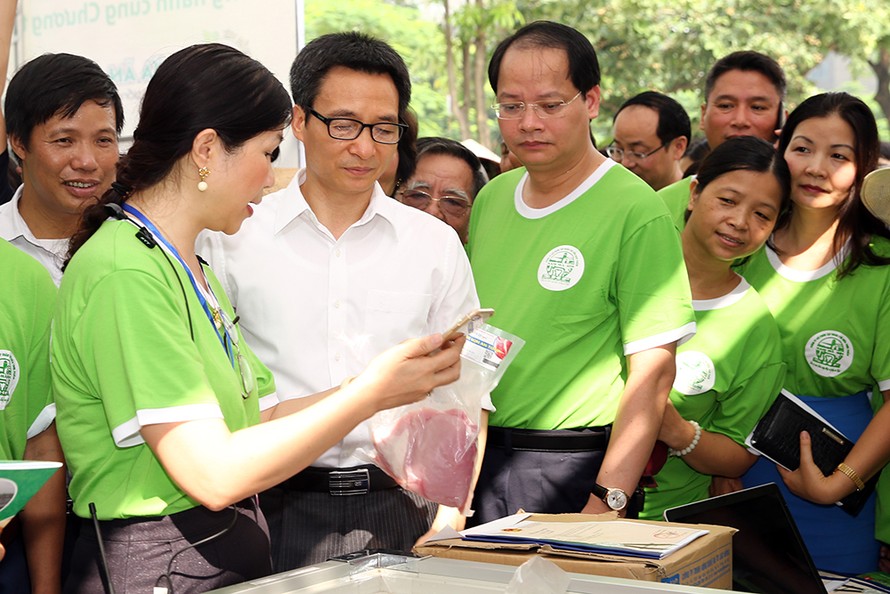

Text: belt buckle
xmin=329 ymin=468 xmax=370 ymax=496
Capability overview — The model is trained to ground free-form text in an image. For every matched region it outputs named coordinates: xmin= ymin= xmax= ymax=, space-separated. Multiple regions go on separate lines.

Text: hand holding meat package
xmin=364 ymin=323 xmax=523 ymax=514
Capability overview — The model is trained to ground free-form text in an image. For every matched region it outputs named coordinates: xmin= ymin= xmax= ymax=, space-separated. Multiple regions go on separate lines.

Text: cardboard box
xmin=415 ymin=513 xmax=735 ymax=590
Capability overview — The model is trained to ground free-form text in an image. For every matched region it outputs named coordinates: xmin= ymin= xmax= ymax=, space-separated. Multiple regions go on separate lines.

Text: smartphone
xmin=442 ymin=308 xmax=495 ymax=341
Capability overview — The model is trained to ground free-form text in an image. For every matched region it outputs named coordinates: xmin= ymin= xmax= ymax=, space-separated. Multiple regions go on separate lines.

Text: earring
xmin=197 ymin=167 xmax=210 ymax=192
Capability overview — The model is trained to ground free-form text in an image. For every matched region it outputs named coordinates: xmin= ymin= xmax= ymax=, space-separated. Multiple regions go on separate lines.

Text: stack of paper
xmin=460 ymin=513 xmax=708 ymax=559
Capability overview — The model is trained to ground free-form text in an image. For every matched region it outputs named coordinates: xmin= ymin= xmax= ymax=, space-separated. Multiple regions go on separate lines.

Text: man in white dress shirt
xmin=200 ymin=32 xmax=483 ymax=571
xmin=0 ymin=53 xmax=122 ymax=285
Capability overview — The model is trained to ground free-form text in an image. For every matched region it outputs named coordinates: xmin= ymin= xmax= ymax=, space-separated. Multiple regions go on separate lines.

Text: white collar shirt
xmin=0 ymin=186 xmax=67 ymax=286
xmin=198 ymin=169 xmax=482 ymax=468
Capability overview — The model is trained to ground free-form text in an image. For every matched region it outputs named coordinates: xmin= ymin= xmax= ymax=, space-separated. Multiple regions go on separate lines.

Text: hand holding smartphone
xmin=442 ymin=308 xmax=495 ymax=341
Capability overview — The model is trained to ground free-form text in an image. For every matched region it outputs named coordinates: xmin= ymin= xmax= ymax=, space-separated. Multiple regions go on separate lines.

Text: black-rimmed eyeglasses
xmin=308 ymin=108 xmax=407 ymax=145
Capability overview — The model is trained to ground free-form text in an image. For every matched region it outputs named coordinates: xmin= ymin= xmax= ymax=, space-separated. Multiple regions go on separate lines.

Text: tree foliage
xmin=305 ymin=0 xmax=890 ymax=148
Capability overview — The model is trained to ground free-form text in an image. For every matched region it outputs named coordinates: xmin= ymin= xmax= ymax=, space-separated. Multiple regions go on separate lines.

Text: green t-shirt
xmin=740 ymin=240 xmax=890 ymax=545
xmin=53 ymin=220 xmax=276 ymax=519
xmin=640 ymin=280 xmax=785 ymax=520
xmin=0 ymin=238 xmax=56 ymax=460
xmin=468 ymin=161 xmax=695 ymax=429
xmin=657 ymin=176 xmax=693 ymax=231
xmin=738 ymin=241 xmax=890 ymax=397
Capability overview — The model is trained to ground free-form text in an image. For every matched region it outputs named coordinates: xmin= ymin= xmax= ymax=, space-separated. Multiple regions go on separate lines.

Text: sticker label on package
xmin=464 ymin=328 xmax=514 ymax=372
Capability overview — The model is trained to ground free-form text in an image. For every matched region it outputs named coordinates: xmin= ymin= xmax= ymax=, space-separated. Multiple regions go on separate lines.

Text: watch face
xmin=606 ymin=489 xmax=628 ymax=511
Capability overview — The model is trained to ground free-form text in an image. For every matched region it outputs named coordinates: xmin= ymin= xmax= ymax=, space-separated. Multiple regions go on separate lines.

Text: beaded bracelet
xmin=835 ymin=462 xmax=865 ymax=491
xmin=670 ymin=420 xmax=701 ymax=457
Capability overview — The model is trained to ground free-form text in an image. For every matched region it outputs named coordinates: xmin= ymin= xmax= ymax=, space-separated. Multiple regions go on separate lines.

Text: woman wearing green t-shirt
xmin=640 ymin=136 xmax=788 ymax=520
xmin=740 ymin=92 xmax=890 ymax=575
xmin=52 ymin=44 xmax=463 ymax=593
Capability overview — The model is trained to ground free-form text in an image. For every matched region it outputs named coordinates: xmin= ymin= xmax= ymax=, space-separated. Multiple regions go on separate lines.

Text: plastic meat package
xmin=364 ymin=323 xmax=524 ymax=513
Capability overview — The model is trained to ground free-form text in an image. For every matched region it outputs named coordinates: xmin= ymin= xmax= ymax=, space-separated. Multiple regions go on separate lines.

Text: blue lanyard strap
xmin=120 ymin=204 xmax=236 ymax=368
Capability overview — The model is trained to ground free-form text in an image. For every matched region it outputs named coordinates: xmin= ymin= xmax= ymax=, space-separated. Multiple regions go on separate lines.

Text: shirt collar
xmin=273 ymin=169 xmax=400 ymax=239
xmin=0 ymin=185 xmax=35 ymax=243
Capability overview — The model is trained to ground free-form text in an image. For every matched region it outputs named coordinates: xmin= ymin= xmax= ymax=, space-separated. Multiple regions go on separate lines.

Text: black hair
xmin=5 ymin=53 xmax=124 ymax=158
xmin=289 ymin=32 xmax=411 ymax=116
xmin=691 ymin=136 xmax=790 ymax=213
xmin=488 ymin=21 xmax=600 ymax=96
xmin=413 ymin=137 xmax=488 ymax=199
xmin=68 ymin=43 xmax=292 ymax=261
xmin=614 ymin=91 xmax=691 ymax=147
xmin=682 ymin=137 xmax=711 ymax=177
xmin=772 ymin=92 xmax=890 ymax=277
xmin=704 ymin=51 xmax=786 ymax=102
xmin=391 ymin=108 xmax=419 ymax=196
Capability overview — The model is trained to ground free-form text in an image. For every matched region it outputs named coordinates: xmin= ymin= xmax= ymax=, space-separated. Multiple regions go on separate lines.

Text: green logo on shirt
xmin=0 ymin=351 xmax=20 ymax=409
xmin=673 ymin=351 xmax=716 ymax=395
xmin=538 ymin=245 xmax=585 ymax=291
xmin=805 ymin=331 xmax=853 ymax=377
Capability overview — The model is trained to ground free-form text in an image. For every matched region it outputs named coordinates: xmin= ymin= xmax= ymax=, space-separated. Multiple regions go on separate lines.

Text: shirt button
xmin=333 ymin=300 xmax=341 ymax=309
xmin=334 ymin=353 xmax=341 ymax=362
xmin=335 ymin=249 xmax=342 ymax=257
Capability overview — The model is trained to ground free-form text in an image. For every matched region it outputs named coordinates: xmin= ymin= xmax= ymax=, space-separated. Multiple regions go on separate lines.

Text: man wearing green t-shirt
xmin=0 ymin=238 xmax=65 ymax=591
xmin=659 ymin=51 xmax=787 ymax=228
xmin=468 ymin=21 xmax=695 ymax=523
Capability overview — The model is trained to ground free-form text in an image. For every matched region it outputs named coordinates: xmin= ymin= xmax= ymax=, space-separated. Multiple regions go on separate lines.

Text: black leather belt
xmin=279 ymin=465 xmax=398 ymax=496
xmin=487 ymin=425 xmax=611 ymax=452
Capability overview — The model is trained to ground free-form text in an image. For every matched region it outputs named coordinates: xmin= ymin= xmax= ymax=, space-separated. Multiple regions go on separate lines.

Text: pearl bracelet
xmin=670 ymin=420 xmax=701 ymax=457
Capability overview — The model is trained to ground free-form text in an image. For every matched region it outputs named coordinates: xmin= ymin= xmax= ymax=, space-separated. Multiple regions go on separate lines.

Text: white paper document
xmin=460 ymin=513 xmax=708 ymax=559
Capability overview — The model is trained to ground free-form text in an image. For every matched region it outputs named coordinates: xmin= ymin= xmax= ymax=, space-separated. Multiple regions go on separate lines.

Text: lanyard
xmin=120 ymin=204 xmax=236 ymax=368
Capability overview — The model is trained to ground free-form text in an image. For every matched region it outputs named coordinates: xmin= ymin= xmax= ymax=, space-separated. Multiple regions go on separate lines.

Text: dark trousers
xmin=469 ymin=426 xmax=641 ymax=526
xmin=0 ymin=534 xmax=30 ymax=594
xmin=64 ymin=498 xmax=270 ymax=594
xmin=261 ymin=476 xmax=435 ymax=571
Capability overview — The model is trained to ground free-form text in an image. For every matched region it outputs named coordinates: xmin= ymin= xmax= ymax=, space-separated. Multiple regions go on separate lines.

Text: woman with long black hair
xmin=53 ymin=43 xmax=462 ymax=593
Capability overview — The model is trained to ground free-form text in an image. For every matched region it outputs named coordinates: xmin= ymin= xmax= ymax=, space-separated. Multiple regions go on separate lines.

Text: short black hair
xmin=414 ymin=137 xmax=488 ymax=199
xmin=704 ymin=51 xmax=786 ymax=102
xmin=488 ymin=21 xmax=600 ymax=95
xmin=5 ymin=53 xmax=123 ymax=157
xmin=685 ymin=136 xmax=790 ymax=225
xmin=290 ymin=32 xmax=411 ymax=116
xmin=392 ymin=108 xmax=419 ymax=195
xmin=682 ymin=136 xmax=711 ymax=177
xmin=614 ymin=91 xmax=691 ymax=146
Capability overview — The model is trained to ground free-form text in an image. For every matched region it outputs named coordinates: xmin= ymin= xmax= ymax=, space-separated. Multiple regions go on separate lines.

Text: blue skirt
xmin=743 ymin=391 xmax=879 ymax=575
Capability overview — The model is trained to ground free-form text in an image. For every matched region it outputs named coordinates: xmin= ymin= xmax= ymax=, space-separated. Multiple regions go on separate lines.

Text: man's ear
xmin=671 ymin=136 xmax=689 ymax=160
xmin=585 ymin=85 xmax=602 ymax=121
xmin=9 ymin=134 xmax=27 ymax=164
xmin=291 ymin=105 xmax=307 ymax=142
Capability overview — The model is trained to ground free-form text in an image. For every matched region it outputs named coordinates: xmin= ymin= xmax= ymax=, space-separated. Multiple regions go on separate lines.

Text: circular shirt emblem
xmin=0 ymin=350 xmax=20 ymax=411
xmin=805 ymin=330 xmax=854 ymax=377
xmin=537 ymin=245 xmax=585 ymax=291
xmin=673 ymin=351 xmax=716 ymax=395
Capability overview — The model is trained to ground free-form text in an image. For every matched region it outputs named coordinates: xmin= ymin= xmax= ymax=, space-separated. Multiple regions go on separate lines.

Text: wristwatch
xmin=592 ymin=482 xmax=628 ymax=511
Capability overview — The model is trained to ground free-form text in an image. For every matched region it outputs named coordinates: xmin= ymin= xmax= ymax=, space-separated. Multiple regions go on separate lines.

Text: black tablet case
xmin=750 ymin=392 xmax=875 ymax=515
